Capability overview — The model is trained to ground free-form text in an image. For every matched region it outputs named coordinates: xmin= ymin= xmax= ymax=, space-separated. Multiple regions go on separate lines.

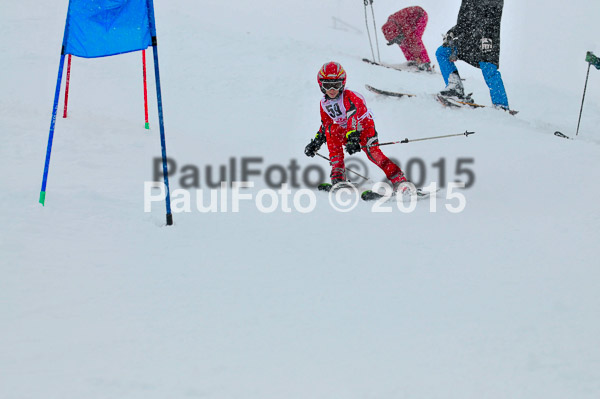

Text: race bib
xmin=321 ymin=95 xmax=348 ymax=127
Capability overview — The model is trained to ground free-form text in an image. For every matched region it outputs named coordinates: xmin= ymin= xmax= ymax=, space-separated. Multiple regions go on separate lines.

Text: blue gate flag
xmin=65 ymin=0 xmax=152 ymax=58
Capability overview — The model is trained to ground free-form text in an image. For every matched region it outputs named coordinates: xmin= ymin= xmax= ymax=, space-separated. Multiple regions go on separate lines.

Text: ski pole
xmin=575 ymin=62 xmax=591 ymax=136
xmin=363 ymin=0 xmax=376 ymax=63
xmin=315 ymin=152 xmax=371 ymax=182
xmin=362 ymin=130 xmax=475 ymax=149
xmin=368 ymin=0 xmax=381 ymax=63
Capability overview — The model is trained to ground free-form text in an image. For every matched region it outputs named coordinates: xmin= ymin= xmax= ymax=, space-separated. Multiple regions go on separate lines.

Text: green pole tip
xmin=145 ymin=122 xmax=150 ymax=129
xmin=39 ymin=191 xmax=46 ymax=206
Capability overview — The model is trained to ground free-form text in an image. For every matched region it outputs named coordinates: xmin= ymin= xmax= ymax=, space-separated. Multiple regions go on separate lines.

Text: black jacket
xmin=446 ymin=0 xmax=503 ymax=68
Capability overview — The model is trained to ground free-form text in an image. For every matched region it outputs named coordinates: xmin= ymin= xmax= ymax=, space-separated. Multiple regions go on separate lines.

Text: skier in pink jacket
xmin=381 ymin=6 xmax=431 ymax=71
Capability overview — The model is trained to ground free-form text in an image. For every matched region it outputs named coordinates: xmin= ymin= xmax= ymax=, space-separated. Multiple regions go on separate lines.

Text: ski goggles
xmin=321 ymin=81 xmax=343 ymax=90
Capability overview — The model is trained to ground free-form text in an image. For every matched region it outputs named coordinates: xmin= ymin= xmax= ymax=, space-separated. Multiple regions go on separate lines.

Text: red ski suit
xmin=319 ymin=89 xmax=404 ymax=183
xmin=382 ymin=6 xmax=431 ymax=64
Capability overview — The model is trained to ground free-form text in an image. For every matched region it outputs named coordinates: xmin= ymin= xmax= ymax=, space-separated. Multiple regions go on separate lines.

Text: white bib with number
xmin=321 ymin=93 xmax=348 ymax=127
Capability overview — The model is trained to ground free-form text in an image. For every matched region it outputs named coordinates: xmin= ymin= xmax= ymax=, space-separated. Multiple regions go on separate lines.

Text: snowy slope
xmin=2 ymin=1 xmax=600 ymax=398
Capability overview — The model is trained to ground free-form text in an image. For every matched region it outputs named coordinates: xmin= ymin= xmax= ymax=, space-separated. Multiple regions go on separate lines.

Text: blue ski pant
xmin=436 ymin=46 xmax=509 ymax=108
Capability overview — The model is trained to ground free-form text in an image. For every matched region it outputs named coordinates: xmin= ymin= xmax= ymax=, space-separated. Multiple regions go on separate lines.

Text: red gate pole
xmin=143 ymin=49 xmax=149 ymax=129
xmin=62 ymin=54 xmax=72 ymax=118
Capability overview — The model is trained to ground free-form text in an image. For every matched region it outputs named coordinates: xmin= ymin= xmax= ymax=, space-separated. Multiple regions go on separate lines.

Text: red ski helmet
xmin=317 ymin=62 xmax=347 ymax=94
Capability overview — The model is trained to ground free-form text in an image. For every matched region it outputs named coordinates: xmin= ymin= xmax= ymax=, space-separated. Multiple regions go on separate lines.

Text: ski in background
xmin=436 ymin=95 xmax=519 ymax=115
xmin=366 ymin=84 xmax=518 ymax=115
xmin=362 ymin=58 xmax=436 ymax=74
xmin=554 ymin=131 xmax=572 ymax=140
xmin=365 ymin=84 xmax=415 ymax=98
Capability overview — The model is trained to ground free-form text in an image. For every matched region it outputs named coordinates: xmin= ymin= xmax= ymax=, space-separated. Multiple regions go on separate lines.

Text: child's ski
xmin=361 ymin=188 xmax=441 ymax=202
xmin=317 ymin=183 xmax=333 ymax=192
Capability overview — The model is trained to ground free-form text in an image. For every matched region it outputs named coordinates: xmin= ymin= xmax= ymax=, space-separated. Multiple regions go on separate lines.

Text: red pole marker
xmin=143 ymin=49 xmax=149 ymax=129
xmin=63 ymin=54 xmax=72 ymax=118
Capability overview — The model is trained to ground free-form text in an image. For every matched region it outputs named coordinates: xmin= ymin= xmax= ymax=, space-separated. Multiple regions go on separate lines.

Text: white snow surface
xmin=2 ymin=1 xmax=600 ymax=398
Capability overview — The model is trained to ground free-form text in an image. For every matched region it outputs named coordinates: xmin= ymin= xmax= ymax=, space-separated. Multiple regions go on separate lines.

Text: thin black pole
xmin=315 ymin=152 xmax=371 ymax=182
xmin=576 ymin=63 xmax=591 ymax=137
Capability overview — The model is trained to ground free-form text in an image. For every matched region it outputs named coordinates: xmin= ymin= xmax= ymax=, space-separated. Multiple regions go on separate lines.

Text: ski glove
xmin=304 ymin=127 xmax=327 ymax=157
xmin=304 ymin=139 xmax=320 ymax=157
xmin=386 ymin=32 xmax=405 ymax=46
xmin=345 ymin=130 xmax=361 ymax=155
xmin=443 ymin=31 xmax=457 ymax=47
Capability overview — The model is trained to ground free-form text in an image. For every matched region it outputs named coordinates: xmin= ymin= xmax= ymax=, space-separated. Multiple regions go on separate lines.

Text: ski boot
xmin=439 ymin=71 xmax=473 ymax=103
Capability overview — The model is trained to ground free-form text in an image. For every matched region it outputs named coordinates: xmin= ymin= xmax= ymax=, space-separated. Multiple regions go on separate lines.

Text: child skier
xmin=381 ymin=6 xmax=432 ymax=71
xmin=304 ymin=62 xmax=408 ymax=192
xmin=436 ymin=0 xmax=509 ymax=110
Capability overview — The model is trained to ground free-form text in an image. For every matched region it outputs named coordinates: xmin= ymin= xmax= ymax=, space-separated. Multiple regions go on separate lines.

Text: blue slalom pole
xmin=39 ymin=47 xmax=67 ymax=206
xmin=147 ymin=0 xmax=173 ymax=225
xmin=150 ymin=40 xmax=174 ymax=225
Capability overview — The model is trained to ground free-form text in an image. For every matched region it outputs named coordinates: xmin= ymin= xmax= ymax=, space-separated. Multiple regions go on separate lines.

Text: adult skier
xmin=304 ymin=62 xmax=408 ymax=192
xmin=381 ymin=6 xmax=432 ymax=71
xmin=436 ymin=0 xmax=509 ymax=110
